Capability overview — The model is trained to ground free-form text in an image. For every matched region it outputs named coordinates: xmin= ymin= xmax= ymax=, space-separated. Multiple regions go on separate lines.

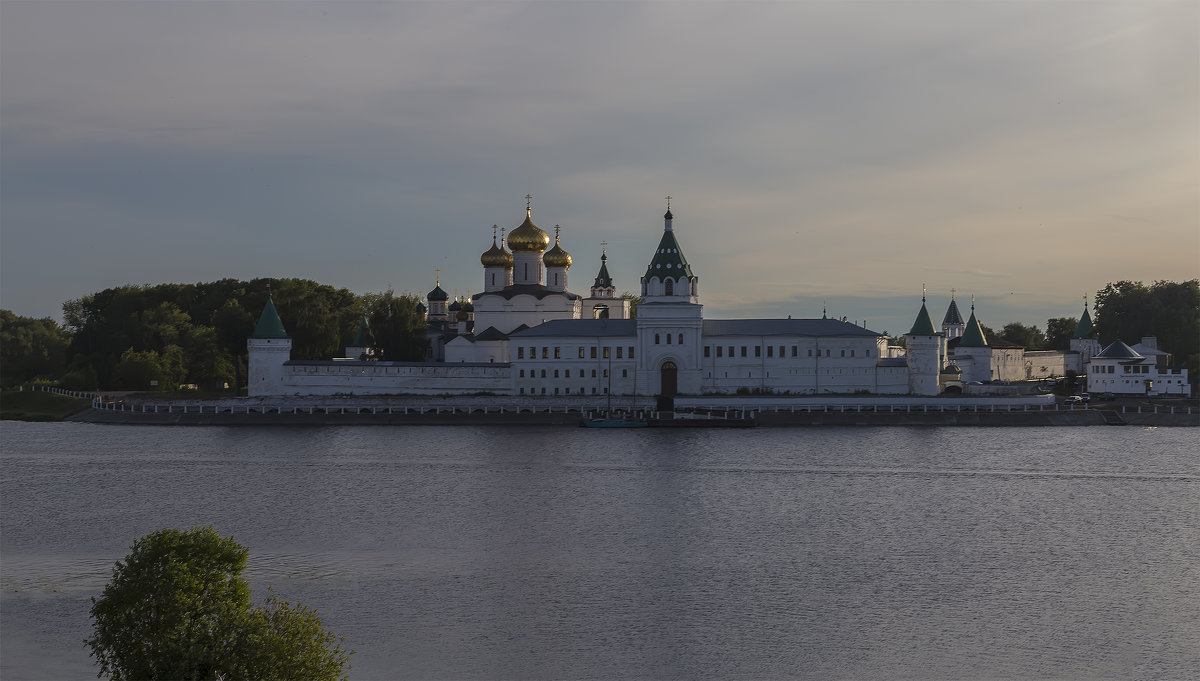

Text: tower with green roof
xmin=247 ymin=291 xmax=293 ymax=396
xmin=636 ymin=200 xmax=704 ymax=397
xmin=904 ymin=290 xmax=944 ymax=395
xmin=345 ymin=315 xmax=374 ymax=360
xmin=951 ymin=298 xmax=994 ymax=383
xmin=1068 ymin=297 xmax=1101 ymax=372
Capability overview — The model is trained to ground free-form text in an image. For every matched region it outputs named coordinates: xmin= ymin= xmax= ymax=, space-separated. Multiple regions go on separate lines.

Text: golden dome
xmin=507 ymin=209 xmax=550 ymax=253
xmin=542 ymin=226 xmax=572 ymax=268
xmin=480 ymin=235 xmax=513 ymax=268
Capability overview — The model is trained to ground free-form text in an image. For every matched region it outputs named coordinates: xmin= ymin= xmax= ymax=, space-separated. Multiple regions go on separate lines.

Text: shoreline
xmin=66 ymin=407 xmax=1198 ymax=427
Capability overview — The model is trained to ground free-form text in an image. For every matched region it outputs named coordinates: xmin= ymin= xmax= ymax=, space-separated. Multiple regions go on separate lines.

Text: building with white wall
xmin=248 ymin=198 xmax=1122 ymax=399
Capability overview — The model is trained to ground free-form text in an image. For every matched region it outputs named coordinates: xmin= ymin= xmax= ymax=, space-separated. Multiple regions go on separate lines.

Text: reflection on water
xmin=2 ymin=423 xmax=1198 ymax=680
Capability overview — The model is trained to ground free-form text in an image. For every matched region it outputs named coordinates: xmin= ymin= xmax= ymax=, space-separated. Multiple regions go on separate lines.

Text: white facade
xmin=250 ymin=200 xmax=1148 ymax=399
xmin=1087 ymin=340 xmax=1191 ymax=397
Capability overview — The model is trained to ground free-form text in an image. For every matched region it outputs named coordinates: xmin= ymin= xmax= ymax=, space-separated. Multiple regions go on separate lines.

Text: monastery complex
xmin=248 ymin=200 xmax=1190 ymax=399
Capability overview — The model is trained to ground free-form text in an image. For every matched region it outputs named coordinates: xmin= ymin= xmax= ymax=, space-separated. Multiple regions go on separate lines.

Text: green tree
xmin=87 ymin=526 xmax=350 ymax=681
xmin=361 ymin=290 xmax=428 ymax=361
xmin=1045 ymin=317 xmax=1078 ymax=351
xmin=1094 ymin=279 xmax=1199 ymax=379
xmin=110 ymin=348 xmax=166 ymax=391
xmin=0 ymin=310 xmax=71 ymax=386
xmin=999 ymin=322 xmax=1046 ymax=349
xmin=620 ymin=292 xmax=642 ymax=319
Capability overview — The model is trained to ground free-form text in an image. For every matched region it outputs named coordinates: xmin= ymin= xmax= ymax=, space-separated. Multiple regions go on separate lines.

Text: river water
xmin=1 ymin=422 xmax=1197 ymax=680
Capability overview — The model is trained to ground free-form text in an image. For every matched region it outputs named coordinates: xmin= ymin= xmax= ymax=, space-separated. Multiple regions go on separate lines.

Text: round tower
xmin=247 ymin=291 xmax=292 ymax=396
xmin=543 ymin=225 xmax=572 ymax=292
xmin=904 ymin=290 xmax=944 ymax=395
xmin=480 ymin=225 xmax=513 ymax=292
xmin=507 ymin=195 xmax=550 ymax=285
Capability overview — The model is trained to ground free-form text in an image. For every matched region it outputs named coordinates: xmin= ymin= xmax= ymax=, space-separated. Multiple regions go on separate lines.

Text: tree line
xmin=1 ymin=278 xmax=427 ymax=391
xmin=2 ymin=278 xmax=1195 ymax=390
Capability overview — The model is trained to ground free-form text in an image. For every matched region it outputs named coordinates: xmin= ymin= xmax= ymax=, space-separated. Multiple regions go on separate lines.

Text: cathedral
xmin=249 ymin=197 xmax=1184 ymax=398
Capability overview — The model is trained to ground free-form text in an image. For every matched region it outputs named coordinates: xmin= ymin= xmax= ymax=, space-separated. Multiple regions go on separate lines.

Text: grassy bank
xmin=1 ymin=390 xmax=92 ymax=421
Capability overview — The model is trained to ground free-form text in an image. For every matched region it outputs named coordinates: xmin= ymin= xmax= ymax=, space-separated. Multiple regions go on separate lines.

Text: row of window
xmin=519 ymin=368 xmax=629 ymax=379
xmin=1094 ymin=364 xmax=1152 ymax=374
xmin=517 ymin=346 xmax=636 ymax=360
xmin=703 ymin=345 xmax=869 ymax=359
xmin=519 ymin=386 xmax=610 ymax=395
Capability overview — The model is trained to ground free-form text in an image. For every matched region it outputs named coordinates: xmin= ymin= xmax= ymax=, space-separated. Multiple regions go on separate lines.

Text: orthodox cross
xmin=525 ymin=194 xmax=532 ymax=214
xmin=435 ymin=268 xmax=440 ymax=286
xmin=950 ymin=287 xmax=957 ymax=300
xmin=601 ymin=240 xmax=607 ymax=256
xmin=665 ymin=195 xmax=672 ymax=210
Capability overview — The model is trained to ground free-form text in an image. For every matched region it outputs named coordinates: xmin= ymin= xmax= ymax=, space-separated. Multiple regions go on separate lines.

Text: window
xmin=826 ymin=349 xmax=831 ymax=357
xmin=591 ymin=370 xmax=596 ymax=377
xmin=578 ymin=347 xmax=585 ymax=358
xmin=851 ymin=349 xmax=855 ymax=357
xmin=717 ymin=346 xmax=723 ymax=357
xmin=591 ymin=347 xmax=597 ymax=359
xmin=554 ymin=370 xmax=559 ymax=378
xmin=519 ymin=387 xmax=524 ymax=394
xmin=755 ymin=346 xmax=761 ymax=357
xmin=554 ymin=387 xmax=559 ymax=394
xmin=629 ymin=346 xmax=635 ymax=358
xmin=840 ymin=350 xmax=845 ymax=357
xmin=540 ymin=369 xmax=546 ymax=378
xmin=565 ymin=370 xmax=571 ymax=378
xmin=529 ymin=347 xmax=535 ymax=358
xmin=517 ymin=347 xmax=524 ymax=359
xmin=767 ymin=346 xmax=773 ymax=358
xmin=678 ymin=333 xmax=683 ymax=344
xmin=704 ymin=346 xmax=711 ymax=357
xmin=603 ymin=347 xmax=610 ymax=359
xmin=729 ymin=346 xmax=734 ymax=356
xmin=779 ymin=345 xmax=785 ymax=357
xmin=808 ymin=349 xmax=813 ymax=357
xmin=603 ymin=369 xmax=608 ymax=378
xmin=542 ymin=347 xmax=548 ymax=359
xmin=665 ymin=279 xmax=674 ymax=295
xmin=617 ymin=347 xmax=623 ymax=359
xmin=655 ymin=333 xmax=661 ymax=344
xmin=666 ymin=334 xmax=672 ymax=345
xmin=741 ymin=346 xmax=747 ymax=357
xmin=622 ymin=369 xmax=628 ymax=377
xmin=519 ymin=369 xmax=525 ymax=377
xmin=554 ymin=347 xmax=561 ymax=359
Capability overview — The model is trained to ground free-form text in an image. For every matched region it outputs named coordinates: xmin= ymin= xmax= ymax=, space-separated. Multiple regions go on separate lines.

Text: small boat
xmin=582 ymin=416 xmax=648 ymax=428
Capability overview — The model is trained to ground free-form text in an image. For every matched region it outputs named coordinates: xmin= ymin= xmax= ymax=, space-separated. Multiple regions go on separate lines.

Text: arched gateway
xmin=660 ymin=360 xmax=678 ymax=397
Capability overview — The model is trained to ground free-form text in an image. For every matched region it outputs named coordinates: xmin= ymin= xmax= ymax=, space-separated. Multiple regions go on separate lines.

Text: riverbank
xmin=0 ymin=391 xmax=92 ymax=422
xmin=65 ymin=405 xmax=1198 ymax=427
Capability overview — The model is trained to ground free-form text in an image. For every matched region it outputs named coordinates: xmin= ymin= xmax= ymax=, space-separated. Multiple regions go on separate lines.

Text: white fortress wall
xmin=281 ymin=361 xmax=512 ymax=396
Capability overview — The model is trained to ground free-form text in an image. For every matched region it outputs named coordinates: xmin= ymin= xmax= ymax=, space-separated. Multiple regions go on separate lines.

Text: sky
xmin=2 ymin=0 xmax=1197 ymax=337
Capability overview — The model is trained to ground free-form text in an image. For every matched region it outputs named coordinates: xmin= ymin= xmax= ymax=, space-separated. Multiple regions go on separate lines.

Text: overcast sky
xmin=2 ymin=0 xmax=1196 ymax=337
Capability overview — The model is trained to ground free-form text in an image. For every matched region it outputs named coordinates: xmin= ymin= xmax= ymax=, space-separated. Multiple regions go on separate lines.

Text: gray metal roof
xmin=471 ymin=284 xmax=581 ymax=302
xmin=702 ymin=318 xmax=882 ymax=337
xmin=510 ymin=319 xmax=637 ymax=338
xmin=286 ymin=360 xmax=508 ymax=368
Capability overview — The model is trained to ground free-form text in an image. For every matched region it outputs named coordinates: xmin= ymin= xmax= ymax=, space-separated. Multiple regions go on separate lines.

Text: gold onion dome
xmin=507 ymin=208 xmax=550 ymax=253
xmin=480 ymin=233 xmax=513 ymax=268
xmin=542 ymin=226 xmax=572 ymax=268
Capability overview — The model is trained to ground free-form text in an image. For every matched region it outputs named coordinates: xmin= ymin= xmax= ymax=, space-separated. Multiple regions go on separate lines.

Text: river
xmin=2 ymin=422 xmax=1197 ymax=680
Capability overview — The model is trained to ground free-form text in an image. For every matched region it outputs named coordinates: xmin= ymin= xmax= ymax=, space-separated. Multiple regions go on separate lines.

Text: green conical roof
xmin=646 ymin=209 xmax=694 ymax=280
xmin=908 ymin=299 xmax=937 ymax=335
xmin=958 ymin=307 xmax=988 ymax=347
xmin=1072 ymin=306 xmax=1094 ymax=338
xmin=251 ymin=295 xmax=288 ymax=339
xmin=351 ymin=316 xmax=372 ymax=346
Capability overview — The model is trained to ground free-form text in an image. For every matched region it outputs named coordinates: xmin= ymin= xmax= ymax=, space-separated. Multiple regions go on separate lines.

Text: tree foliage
xmin=61 ymin=278 xmax=368 ymax=390
xmin=0 ymin=310 xmax=71 ymax=386
xmin=998 ymin=322 xmax=1046 ymax=350
xmin=1094 ymin=279 xmax=1199 ymax=377
xmin=361 ymin=290 xmax=429 ymax=361
xmin=87 ymin=526 xmax=350 ymax=681
xmin=1044 ymin=317 xmax=1078 ymax=351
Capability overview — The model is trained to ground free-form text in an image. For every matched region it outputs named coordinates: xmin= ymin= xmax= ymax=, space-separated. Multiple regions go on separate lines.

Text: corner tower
xmin=904 ymin=289 xmax=944 ymax=395
xmin=247 ymin=290 xmax=292 ymax=396
xmin=636 ymin=199 xmax=703 ymax=397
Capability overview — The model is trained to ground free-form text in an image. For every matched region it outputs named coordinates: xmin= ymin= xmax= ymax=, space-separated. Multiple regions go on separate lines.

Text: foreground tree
xmin=87 ymin=526 xmax=350 ymax=681
xmin=361 ymin=289 xmax=428 ymax=361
